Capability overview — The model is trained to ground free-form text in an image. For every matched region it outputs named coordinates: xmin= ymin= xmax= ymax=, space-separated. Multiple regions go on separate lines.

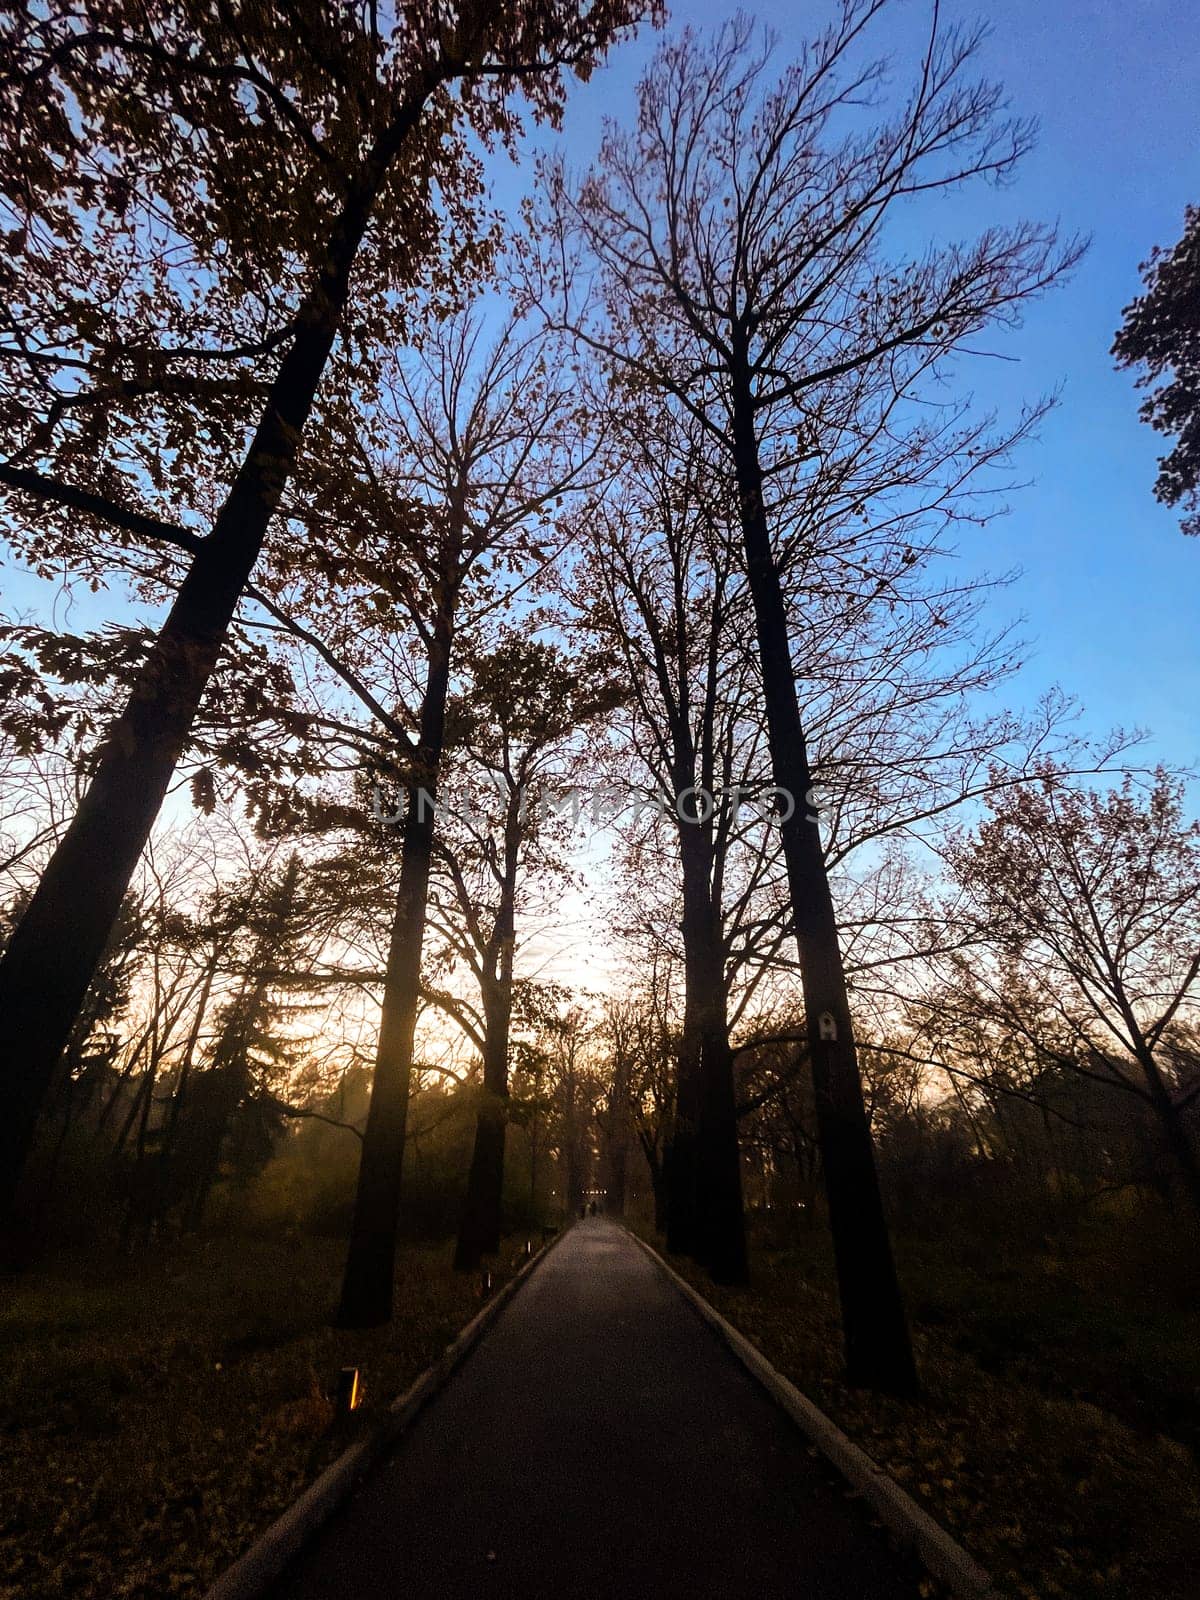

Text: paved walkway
xmin=272 ymin=1219 xmax=922 ymax=1599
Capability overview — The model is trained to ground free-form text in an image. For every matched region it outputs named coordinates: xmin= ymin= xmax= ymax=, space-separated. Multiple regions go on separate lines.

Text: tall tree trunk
xmin=455 ymin=915 xmax=515 ymax=1271
xmin=729 ymin=380 xmax=916 ymax=1395
xmin=605 ymin=1130 xmax=629 ymax=1218
xmin=120 ymin=1049 xmax=161 ymax=1251
xmin=603 ymin=1052 xmax=632 ymax=1220
xmin=92 ymin=1018 xmax=154 ymax=1142
xmin=674 ymin=808 xmax=748 ymax=1281
xmin=651 ymin=1162 xmax=668 ymax=1232
xmin=0 ymin=173 xmax=389 ymax=1223
xmin=793 ymin=1138 xmax=821 ymax=1226
xmin=665 ymin=788 xmax=708 ymax=1256
xmin=335 ymin=632 xmax=453 ymax=1328
xmin=664 ymin=1034 xmax=701 ymax=1253
xmin=696 ymin=1013 xmax=748 ymax=1282
xmin=1137 ymin=1048 xmax=1200 ymax=1222
xmin=562 ymin=1071 xmax=586 ymax=1216
xmin=111 ymin=1056 xmax=158 ymax=1165
xmin=183 ymin=1062 xmax=248 ymax=1233
xmin=638 ymin=1126 xmax=668 ymax=1231
xmin=152 ymin=949 xmax=219 ymax=1229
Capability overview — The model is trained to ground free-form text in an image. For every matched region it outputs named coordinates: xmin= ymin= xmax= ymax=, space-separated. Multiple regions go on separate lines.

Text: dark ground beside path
xmin=270 ymin=1218 xmax=924 ymax=1600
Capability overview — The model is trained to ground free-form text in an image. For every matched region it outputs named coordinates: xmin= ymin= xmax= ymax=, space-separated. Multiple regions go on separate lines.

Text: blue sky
xmin=547 ymin=0 xmax=1200 ymax=771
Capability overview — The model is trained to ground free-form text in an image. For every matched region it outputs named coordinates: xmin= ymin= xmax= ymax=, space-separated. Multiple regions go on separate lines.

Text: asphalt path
xmin=271 ymin=1218 xmax=923 ymax=1600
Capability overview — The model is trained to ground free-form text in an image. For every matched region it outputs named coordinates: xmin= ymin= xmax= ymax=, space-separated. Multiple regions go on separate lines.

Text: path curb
xmin=626 ymin=1229 xmax=1007 ymax=1600
xmin=202 ymin=1227 xmax=569 ymax=1600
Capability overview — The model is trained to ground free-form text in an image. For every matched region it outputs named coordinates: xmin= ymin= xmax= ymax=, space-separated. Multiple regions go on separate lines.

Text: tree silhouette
xmin=546 ymin=3 xmax=1079 ymax=1391
xmin=929 ymin=769 xmax=1200 ymax=1222
xmin=1114 ymin=204 xmax=1200 ymax=535
xmin=0 ymin=0 xmax=652 ymax=1227
xmin=439 ymin=635 xmax=622 ymax=1269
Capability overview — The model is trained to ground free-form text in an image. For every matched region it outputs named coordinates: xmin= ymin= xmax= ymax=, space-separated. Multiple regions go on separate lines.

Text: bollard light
xmin=524 ymin=1239 xmax=533 ymax=1258
xmin=480 ymin=1268 xmax=493 ymax=1295
xmin=335 ymin=1366 xmax=362 ymax=1417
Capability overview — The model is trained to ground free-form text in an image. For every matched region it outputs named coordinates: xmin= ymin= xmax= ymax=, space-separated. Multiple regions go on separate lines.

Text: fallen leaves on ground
xmin=0 ymin=1232 xmax=530 ymax=1600
xmin=637 ymin=1225 xmax=1200 ymax=1600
